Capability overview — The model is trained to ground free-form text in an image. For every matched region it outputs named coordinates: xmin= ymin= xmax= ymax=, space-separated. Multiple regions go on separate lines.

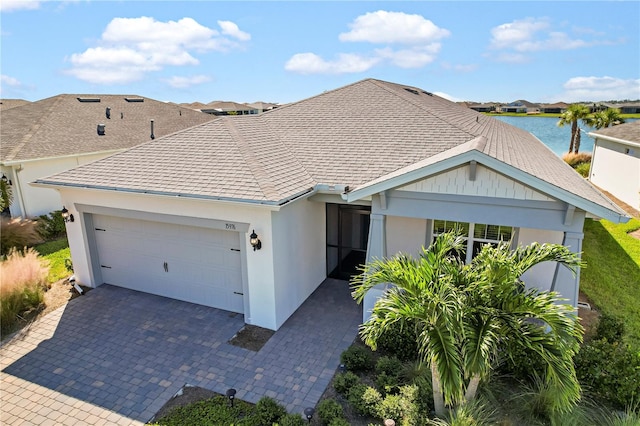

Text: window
xmin=432 ymin=220 xmax=514 ymax=264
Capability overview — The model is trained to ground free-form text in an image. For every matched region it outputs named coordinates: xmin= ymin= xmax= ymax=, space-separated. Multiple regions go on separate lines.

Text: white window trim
xmin=432 ymin=220 xmax=515 ymax=264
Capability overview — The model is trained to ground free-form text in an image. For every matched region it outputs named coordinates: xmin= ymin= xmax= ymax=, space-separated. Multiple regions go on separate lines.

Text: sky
xmin=1 ymin=1 xmax=639 ymax=105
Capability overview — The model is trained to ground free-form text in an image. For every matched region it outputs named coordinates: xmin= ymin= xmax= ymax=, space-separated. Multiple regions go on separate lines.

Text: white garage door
xmin=92 ymin=214 xmax=244 ymax=313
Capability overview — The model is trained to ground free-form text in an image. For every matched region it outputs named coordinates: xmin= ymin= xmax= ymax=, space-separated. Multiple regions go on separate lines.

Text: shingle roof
xmin=0 ymin=99 xmax=30 ymax=111
xmin=590 ymin=120 xmax=640 ymax=144
xmin=1 ymin=94 xmax=215 ymax=163
xmin=35 ymin=79 xmax=626 ymax=217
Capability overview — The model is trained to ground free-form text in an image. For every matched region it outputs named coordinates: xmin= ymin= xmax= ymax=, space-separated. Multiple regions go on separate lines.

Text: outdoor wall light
xmin=1 ymin=174 xmax=11 ymax=186
xmin=225 ymin=388 xmax=237 ymax=407
xmin=304 ymin=407 xmax=315 ymax=423
xmin=61 ymin=206 xmax=74 ymax=223
xmin=249 ymin=230 xmax=262 ymax=251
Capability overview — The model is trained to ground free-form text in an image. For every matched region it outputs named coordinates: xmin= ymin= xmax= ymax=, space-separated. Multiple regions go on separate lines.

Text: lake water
xmin=493 ymin=116 xmax=637 ymax=157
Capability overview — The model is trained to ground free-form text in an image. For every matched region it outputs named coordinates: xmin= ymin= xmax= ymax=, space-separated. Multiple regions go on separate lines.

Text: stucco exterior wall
xmin=271 ymin=198 xmax=327 ymax=329
xmin=8 ymin=152 xmax=119 ymax=218
xmin=57 ymin=187 xmax=281 ymax=330
xmin=589 ymin=139 xmax=640 ymax=210
xmin=385 ymin=215 xmax=428 ymax=257
xmin=518 ymin=227 xmax=565 ymax=292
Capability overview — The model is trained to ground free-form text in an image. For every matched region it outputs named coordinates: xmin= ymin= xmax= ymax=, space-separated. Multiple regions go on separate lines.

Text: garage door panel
xmin=92 ymin=214 xmax=244 ymax=313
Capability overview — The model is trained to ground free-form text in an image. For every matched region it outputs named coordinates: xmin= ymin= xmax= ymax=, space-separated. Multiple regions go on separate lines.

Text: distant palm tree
xmin=557 ymin=104 xmax=591 ymax=153
xmin=586 ymin=108 xmax=625 ymax=130
xmin=351 ymin=231 xmax=583 ymax=418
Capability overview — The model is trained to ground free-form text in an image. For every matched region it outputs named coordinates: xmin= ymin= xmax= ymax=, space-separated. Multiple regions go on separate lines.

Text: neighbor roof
xmin=35 ymin=79 xmax=628 ymax=220
xmin=589 ymin=120 xmax=640 ymax=146
xmin=0 ymin=99 xmax=30 ymax=110
xmin=1 ymin=94 xmax=215 ymax=164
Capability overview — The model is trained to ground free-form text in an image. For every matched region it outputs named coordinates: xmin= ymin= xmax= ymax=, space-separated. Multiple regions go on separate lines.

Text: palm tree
xmin=587 ymin=108 xmax=625 ymax=130
xmin=351 ymin=231 xmax=584 ymax=418
xmin=557 ymin=104 xmax=591 ymax=153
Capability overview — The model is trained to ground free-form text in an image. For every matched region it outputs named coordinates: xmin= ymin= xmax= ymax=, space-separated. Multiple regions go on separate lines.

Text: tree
xmin=586 ymin=108 xmax=625 ymax=130
xmin=557 ymin=104 xmax=591 ymax=154
xmin=351 ymin=231 xmax=584 ymax=418
xmin=0 ymin=179 xmax=12 ymax=213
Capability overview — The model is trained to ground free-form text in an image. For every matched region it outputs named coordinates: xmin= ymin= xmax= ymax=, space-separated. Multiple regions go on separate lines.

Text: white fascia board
xmin=1 ymin=148 xmax=126 ymax=166
xmin=588 ymin=133 xmax=640 ymax=149
xmin=346 ymin=150 xmax=629 ymax=224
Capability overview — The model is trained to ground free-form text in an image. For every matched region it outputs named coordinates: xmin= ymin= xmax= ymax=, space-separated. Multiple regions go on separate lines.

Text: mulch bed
xmin=228 ymin=324 xmax=274 ymax=352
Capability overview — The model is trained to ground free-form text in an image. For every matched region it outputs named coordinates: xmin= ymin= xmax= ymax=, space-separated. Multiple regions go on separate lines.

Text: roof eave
xmin=588 ymin=132 xmax=640 ymax=148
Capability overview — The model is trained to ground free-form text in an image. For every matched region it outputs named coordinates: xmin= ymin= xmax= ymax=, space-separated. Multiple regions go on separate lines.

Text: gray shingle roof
xmin=1 ymin=94 xmax=215 ymax=163
xmin=590 ymin=120 xmax=640 ymax=144
xmin=35 ymin=79 xmax=626 ymax=217
xmin=0 ymin=99 xmax=30 ymax=111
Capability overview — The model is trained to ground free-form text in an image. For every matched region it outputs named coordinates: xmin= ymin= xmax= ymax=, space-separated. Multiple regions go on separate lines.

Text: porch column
xmin=551 ymin=231 xmax=583 ymax=307
xmin=363 ymin=213 xmax=387 ymax=323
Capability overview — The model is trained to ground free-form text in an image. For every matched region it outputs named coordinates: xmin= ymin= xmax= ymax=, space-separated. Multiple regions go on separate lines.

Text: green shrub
xmin=254 ymin=397 xmax=287 ymax=425
xmin=278 ymin=413 xmax=306 ymax=426
xmin=376 ymin=319 xmax=420 ymax=361
xmin=348 ymin=384 xmax=378 ymax=416
xmin=36 ymin=210 xmax=66 ymax=240
xmin=340 ymin=344 xmax=374 ymax=372
xmin=575 ymin=338 xmax=640 ymax=409
xmin=0 ymin=248 xmax=49 ymax=334
xmin=497 ymin=342 xmax=547 ymax=382
xmin=575 ymin=162 xmax=591 ymax=177
xmin=376 ymin=356 xmax=404 ymax=376
xmin=328 ymin=419 xmax=350 ymax=426
xmin=154 ymin=395 xmax=255 ymax=425
xmin=1 ymin=218 xmax=42 ymax=256
xmin=562 ymin=152 xmax=592 ymax=168
xmin=316 ymin=399 xmax=344 ymax=425
xmin=375 ymin=372 xmax=400 ymax=396
xmin=374 ymin=385 xmax=421 ymax=426
xmin=596 ymin=313 xmax=626 ymax=343
xmin=333 ymin=371 xmax=360 ymax=395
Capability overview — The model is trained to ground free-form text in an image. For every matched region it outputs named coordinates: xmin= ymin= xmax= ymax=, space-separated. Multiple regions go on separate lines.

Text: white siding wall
xmin=590 ymin=139 xmax=640 ymax=210
xmin=518 ymin=227 xmax=564 ymax=292
xmin=385 ymin=216 xmax=427 ymax=258
xmin=271 ymin=199 xmax=327 ymax=329
xmin=59 ymin=187 xmax=281 ymax=330
xmin=10 ymin=152 xmax=119 ymax=218
xmin=398 ymin=164 xmax=555 ymax=201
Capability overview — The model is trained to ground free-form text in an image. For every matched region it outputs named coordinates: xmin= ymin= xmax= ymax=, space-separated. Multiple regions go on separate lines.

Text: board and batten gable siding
xmin=396 ymin=163 xmax=555 ymax=202
xmin=271 ymin=198 xmax=327 ymax=329
xmin=57 ymin=187 xmax=283 ymax=330
xmin=589 ymin=138 xmax=640 ymax=210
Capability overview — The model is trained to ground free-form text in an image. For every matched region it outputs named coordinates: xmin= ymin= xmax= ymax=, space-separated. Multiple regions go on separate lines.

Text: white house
xmin=1 ymin=94 xmax=214 ymax=218
xmin=34 ymin=79 xmax=629 ymax=331
xmin=588 ymin=120 xmax=640 ymax=211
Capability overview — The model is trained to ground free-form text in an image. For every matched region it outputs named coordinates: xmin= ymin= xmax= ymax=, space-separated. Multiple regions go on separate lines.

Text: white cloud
xmin=0 ymin=0 xmax=40 ymax=12
xmin=285 ymin=53 xmax=380 ymax=75
xmin=556 ymin=76 xmax=640 ymax=102
xmin=65 ymin=16 xmax=250 ymax=84
xmin=339 ymin=10 xmax=450 ymax=44
xmin=286 ymin=10 xmax=450 ymax=75
xmin=163 ymin=74 xmax=211 ymax=89
xmin=488 ymin=17 xmax=612 ymax=63
xmin=1 ymin=74 xmax=22 ymax=87
xmin=441 ymin=62 xmax=478 ymax=73
xmin=218 ymin=20 xmax=251 ymax=41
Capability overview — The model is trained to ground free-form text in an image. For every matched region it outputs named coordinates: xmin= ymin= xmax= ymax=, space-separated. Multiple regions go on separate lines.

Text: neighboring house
xmin=468 ymin=103 xmax=497 ymax=113
xmin=200 ymin=101 xmax=259 ymax=116
xmin=501 ymin=100 xmax=540 ymax=113
xmin=540 ymin=102 xmax=569 ymax=114
xmin=248 ymin=101 xmax=279 ymax=113
xmin=0 ymin=99 xmax=30 ymax=110
xmin=601 ymin=102 xmax=640 ymax=114
xmin=34 ymin=79 xmax=629 ymax=331
xmin=1 ymin=94 xmax=215 ymax=218
xmin=588 ymin=120 xmax=640 ymax=210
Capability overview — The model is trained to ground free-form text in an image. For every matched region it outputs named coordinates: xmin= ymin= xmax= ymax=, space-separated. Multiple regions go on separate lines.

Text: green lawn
xmin=580 ymin=218 xmax=640 ymax=347
xmin=33 ymin=238 xmax=72 ymax=283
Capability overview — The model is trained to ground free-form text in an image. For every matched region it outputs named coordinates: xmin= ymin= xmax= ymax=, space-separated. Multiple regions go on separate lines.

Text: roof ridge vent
xmin=422 ymin=91 xmax=433 ymax=96
xmin=125 ymin=97 xmax=144 ymax=103
xmin=78 ymin=97 xmax=100 ymax=102
xmin=404 ymin=88 xmax=420 ymax=95
xmin=97 ymin=124 xmax=106 ymax=135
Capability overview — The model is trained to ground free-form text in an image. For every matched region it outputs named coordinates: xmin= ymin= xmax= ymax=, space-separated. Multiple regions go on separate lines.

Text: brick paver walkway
xmin=1 ymin=278 xmax=361 ymax=424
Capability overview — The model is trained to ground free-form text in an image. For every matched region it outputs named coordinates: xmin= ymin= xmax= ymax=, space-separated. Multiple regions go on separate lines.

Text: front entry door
xmin=327 ymin=204 xmax=371 ymax=280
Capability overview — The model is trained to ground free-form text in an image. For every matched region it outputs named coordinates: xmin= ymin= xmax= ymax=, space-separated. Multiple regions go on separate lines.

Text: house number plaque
xmin=225 ymin=223 xmax=236 ymax=230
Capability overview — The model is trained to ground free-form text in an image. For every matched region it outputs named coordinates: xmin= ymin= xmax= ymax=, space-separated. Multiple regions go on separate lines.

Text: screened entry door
xmin=327 ymin=204 xmax=371 ymax=280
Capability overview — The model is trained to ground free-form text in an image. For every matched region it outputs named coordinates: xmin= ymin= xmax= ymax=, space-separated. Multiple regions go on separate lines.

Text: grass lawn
xmin=33 ymin=238 xmax=72 ymax=283
xmin=580 ymin=217 xmax=640 ymax=347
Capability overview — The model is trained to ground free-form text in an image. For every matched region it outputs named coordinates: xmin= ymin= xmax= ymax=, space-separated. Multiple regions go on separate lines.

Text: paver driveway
xmin=1 ymin=278 xmax=361 ymax=425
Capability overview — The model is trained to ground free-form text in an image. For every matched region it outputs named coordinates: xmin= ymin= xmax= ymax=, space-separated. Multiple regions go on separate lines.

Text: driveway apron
xmin=1 ymin=278 xmax=362 ymax=424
